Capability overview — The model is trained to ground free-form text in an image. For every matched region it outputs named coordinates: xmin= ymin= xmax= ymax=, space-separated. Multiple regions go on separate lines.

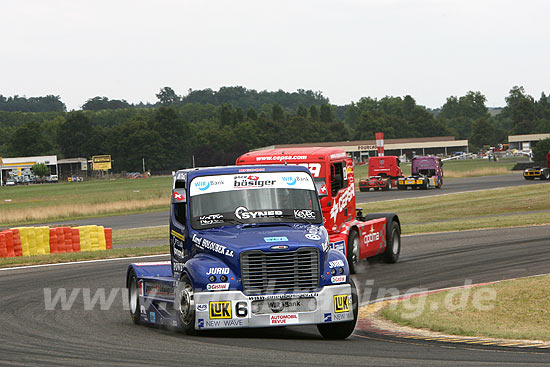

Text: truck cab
xmin=237 ymin=147 xmax=401 ymax=273
xmin=126 ymin=164 xmax=358 ymax=339
xmin=398 ymin=156 xmax=443 ymax=190
xmin=359 ymin=156 xmax=403 ymax=191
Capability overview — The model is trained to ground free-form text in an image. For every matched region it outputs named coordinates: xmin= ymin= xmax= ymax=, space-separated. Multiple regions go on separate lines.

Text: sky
xmin=1 ymin=0 xmax=549 ymax=110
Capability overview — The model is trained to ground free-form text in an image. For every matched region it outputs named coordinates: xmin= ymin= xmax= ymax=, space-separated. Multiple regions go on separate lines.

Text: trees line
xmin=0 ymin=86 xmax=549 ymax=172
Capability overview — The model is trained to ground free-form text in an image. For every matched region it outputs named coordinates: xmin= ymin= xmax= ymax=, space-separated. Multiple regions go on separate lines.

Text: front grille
xmin=241 ymin=248 xmax=320 ymax=295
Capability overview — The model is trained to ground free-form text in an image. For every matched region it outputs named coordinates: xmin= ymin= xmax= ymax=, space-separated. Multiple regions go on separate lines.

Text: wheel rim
xmin=352 ymin=235 xmax=360 ymax=265
xmin=178 ymin=283 xmax=195 ymax=326
xmin=392 ymin=230 xmax=400 ymax=255
xmin=129 ymin=278 xmax=138 ymax=314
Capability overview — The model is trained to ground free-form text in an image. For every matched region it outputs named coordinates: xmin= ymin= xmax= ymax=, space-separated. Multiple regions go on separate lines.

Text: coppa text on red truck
xmin=237 ymin=147 xmax=401 ymax=273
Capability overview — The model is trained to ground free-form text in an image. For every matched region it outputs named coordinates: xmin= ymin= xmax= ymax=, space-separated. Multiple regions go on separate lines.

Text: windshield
xmin=189 ymin=171 xmax=322 ymax=229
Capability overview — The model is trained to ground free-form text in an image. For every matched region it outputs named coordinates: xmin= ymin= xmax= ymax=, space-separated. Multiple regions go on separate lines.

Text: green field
xmin=0 ymin=176 xmax=172 ymax=227
xmin=380 ymin=274 xmax=550 ymax=341
xmin=359 ymin=183 xmax=550 ymax=234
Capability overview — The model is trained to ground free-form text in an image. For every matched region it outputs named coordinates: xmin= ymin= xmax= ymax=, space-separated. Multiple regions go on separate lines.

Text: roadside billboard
xmin=92 ymin=155 xmax=112 ymax=170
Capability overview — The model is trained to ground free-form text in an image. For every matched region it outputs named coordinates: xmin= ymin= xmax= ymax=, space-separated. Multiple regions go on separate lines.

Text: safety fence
xmin=0 ymin=226 xmax=112 ymax=258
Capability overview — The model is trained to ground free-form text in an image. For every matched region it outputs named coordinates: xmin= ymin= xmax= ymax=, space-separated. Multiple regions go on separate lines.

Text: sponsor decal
xmin=234 ymin=206 xmax=283 ymax=220
xmin=206 ymin=283 xmax=230 ymax=291
xmin=173 ymin=262 xmax=185 ymax=272
xmin=248 ymin=293 xmax=319 ymax=301
xmin=199 ymin=214 xmax=224 ymax=226
xmin=171 ymin=230 xmax=185 ymax=241
xmin=324 ymin=313 xmax=332 ymax=322
xmin=282 ymin=176 xmax=297 ymax=185
xmin=297 ymin=163 xmax=322 ymax=178
xmin=172 ymin=246 xmax=185 ymax=258
xmin=330 ymin=241 xmax=345 ymax=254
xmin=329 ymin=184 xmax=355 ymax=222
xmin=331 ymin=275 xmax=346 ymax=284
xmin=144 ymin=283 xmax=174 ymax=297
xmin=270 ymin=245 xmax=289 ymax=250
xmin=329 ymin=259 xmax=345 ymax=268
xmin=172 ymin=191 xmax=185 ymax=201
xmin=196 ymin=304 xmax=208 ymax=312
xmin=264 ymin=236 xmax=288 ymax=242
xmin=234 ymin=175 xmax=275 ymax=188
xmin=193 ymin=179 xmax=224 ymax=192
xmin=333 ymin=312 xmax=351 ymax=321
xmin=305 ymin=233 xmax=321 ymax=240
xmin=206 ymin=267 xmax=230 ymax=275
xmin=255 ymin=155 xmax=308 ymax=162
xmin=210 ymin=301 xmax=232 ymax=319
xmin=294 ymin=209 xmax=316 ymax=220
xmin=238 ymin=168 xmax=266 ymax=173
xmin=269 ymin=314 xmax=299 ymax=325
xmin=330 ymin=152 xmax=347 ymax=159
xmin=198 ymin=319 xmax=205 ymax=328
xmin=205 ymin=319 xmax=244 ymax=328
xmin=235 ymin=301 xmax=248 ymax=318
xmin=364 ymin=225 xmax=380 ymax=245
xmin=192 ymin=234 xmax=234 ymax=257
xmin=140 ymin=305 xmax=146 ymax=315
xmin=149 ymin=312 xmax=156 ymax=323
xmin=268 ymin=299 xmax=302 ymax=312
xmin=334 ymin=295 xmax=349 ymax=313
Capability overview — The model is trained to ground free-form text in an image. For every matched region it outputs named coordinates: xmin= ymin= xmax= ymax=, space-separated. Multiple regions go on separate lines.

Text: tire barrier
xmin=0 ymin=225 xmax=113 ymax=258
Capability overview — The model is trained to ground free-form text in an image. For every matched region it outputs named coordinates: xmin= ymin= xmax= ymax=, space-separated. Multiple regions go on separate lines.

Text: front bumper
xmin=193 ymin=284 xmax=354 ymax=330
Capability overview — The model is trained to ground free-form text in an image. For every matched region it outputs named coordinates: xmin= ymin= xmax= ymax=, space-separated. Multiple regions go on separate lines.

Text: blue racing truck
xmin=126 ymin=165 xmax=358 ymax=339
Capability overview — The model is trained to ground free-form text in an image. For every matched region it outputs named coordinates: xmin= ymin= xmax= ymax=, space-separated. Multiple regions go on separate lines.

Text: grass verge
xmin=112 ymin=225 xmax=169 ymax=245
xmin=0 ymin=176 xmax=171 ymax=227
xmin=380 ymin=274 xmax=550 ymax=341
xmin=359 ymin=183 xmax=550 ymax=234
xmin=0 ymin=244 xmax=169 ymax=269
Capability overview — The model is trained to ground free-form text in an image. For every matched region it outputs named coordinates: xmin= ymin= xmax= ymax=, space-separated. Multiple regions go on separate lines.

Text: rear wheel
xmin=383 ymin=221 xmax=401 ymax=263
xmin=346 ymin=230 xmax=360 ymax=274
xmin=128 ymin=269 xmax=141 ymax=325
xmin=317 ymin=279 xmax=358 ymax=339
xmin=175 ymin=274 xmax=198 ymax=335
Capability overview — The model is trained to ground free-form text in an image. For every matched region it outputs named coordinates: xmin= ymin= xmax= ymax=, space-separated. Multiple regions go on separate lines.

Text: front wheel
xmin=436 ymin=178 xmax=443 ymax=189
xmin=346 ymin=231 xmax=360 ymax=274
xmin=543 ymin=170 xmax=550 ymax=180
xmin=317 ymin=279 xmax=359 ymax=340
xmin=128 ymin=269 xmax=142 ymax=325
xmin=175 ymin=274 xmax=198 ymax=335
xmin=383 ymin=221 xmax=401 ymax=263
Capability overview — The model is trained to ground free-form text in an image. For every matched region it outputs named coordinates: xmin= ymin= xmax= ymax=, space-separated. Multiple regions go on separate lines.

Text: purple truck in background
xmin=397 ymin=156 xmax=444 ymax=190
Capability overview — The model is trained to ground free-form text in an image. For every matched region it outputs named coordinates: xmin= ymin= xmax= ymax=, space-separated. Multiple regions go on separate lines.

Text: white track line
xmin=0 ymin=253 xmax=170 ymax=272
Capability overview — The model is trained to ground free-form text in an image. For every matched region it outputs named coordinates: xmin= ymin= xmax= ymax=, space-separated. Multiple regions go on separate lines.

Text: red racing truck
xmin=237 ymin=147 xmax=401 ymax=273
xmin=358 ymin=156 xmax=403 ymax=191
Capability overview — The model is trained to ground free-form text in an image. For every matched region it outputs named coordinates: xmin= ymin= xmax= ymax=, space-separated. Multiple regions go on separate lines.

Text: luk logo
xmin=209 ymin=301 xmax=232 ymax=319
xmin=282 ymin=176 xmax=297 ymax=186
xmin=334 ymin=295 xmax=349 ymax=313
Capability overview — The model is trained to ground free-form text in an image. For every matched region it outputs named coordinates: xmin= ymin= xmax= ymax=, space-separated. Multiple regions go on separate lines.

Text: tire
xmin=359 ymin=187 xmax=367 ymax=192
xmin=317 ymin=279 xmax=359 ymax=340
xmin=346 ymin=230 xmax=360 ymax=274
xmin=543 ymin=170 xmax=550 ymax=180
xmin=383 ymin=179 xmax=391 ymax=191
xmin=128 ymin=269 xmax=142 ymax=325
xmin=383 ymin=221 xmax=401 ymax=263
xmin=421 ymin=180 xmax=428 ymax=190
xmin=436 ymin=178 xmax=443 ymax=189
xmin=175 ymin=274 xmax=198 ymax=335
xmin=397 ymin=185 xmax=405 ymax=190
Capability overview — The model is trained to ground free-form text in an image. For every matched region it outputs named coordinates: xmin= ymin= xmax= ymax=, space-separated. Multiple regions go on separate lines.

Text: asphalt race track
xmin=43 ymin=173 xmax=548 ymax=230
xmin=1 ymin=226 xmax=549 ymax=366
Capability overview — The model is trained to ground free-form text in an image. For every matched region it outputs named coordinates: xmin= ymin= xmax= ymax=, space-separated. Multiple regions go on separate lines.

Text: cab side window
xmin=330 ymin=162 xmax=347 ymax=196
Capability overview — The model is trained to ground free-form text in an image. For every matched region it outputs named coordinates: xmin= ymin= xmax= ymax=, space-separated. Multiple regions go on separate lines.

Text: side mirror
xmin=315 ymin=182 xmax=328 ymax=198
xmin=171 ymin=189 xmax=186 ymax=204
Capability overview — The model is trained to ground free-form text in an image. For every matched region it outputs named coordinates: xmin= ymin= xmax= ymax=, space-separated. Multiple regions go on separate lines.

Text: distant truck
xmin=397 ymin=156 xmax=444 ymax=190
xmin=523 ymin=151 xmax=550 ymax=180
xmin=126 ymin=164 xmax=358 ymax=339
xmin=358 ymin=156 xmax=403 ymax=192
xmin=237 ymin=147 xmax=401 ymax=274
